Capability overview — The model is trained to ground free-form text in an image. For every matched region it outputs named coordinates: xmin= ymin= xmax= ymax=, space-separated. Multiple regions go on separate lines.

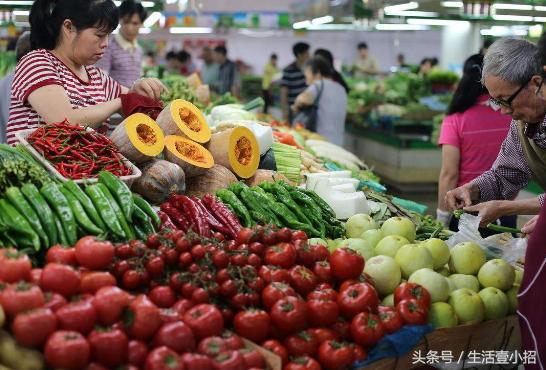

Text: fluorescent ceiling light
xmin=441 ymin=1 xmax=463 ymax=8
xmin=139 ymin=27 xmax=151 ymax=34
xmin=492 ymin=14 xmax=533 ymax=22
xmin=143 ymin=11 xmax=162 ymax=28
xmin=375 ymin=23 xmax=429 ymax=30
xmin=170 ymin=27 xmax=212 ymax=34
xmin=311 ymin=15 xmax=334 ymax=25
xmin=384 ymin=10 xmax=438 ymax=17
xmin=480 ymin=26 xmax=528 ymax=36
xmin=535 ymin=6 xmax=546 ymax=11
xmin=12 ymin=10 xmax=29 ymax=16
xmin=0 ymin=1 xmax=33 ymax=4
xmin=293 ymin=20 xmax=311 ymax=29
xmin=166 ymin=0 xmax=178 ymax=3
xmin=114 ymin=1 xmax=154 ymax=7
xmin=407 ymin=18 xmax=470 ymax=26
xmin=535 ymin=17 xmax=546 ymax=22
xmin=492 ymin=3 xmax=532 ymax=11
xmin=306 ymin=24 xmax=358 ymax=31
xmin=384 ymin=2 xmax=418 ymax=12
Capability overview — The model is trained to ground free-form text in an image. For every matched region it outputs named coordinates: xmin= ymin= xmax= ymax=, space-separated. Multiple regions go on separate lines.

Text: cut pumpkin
xmin=164 ymin=135 xmax=214 ymax=178
xmin=110 ymin=113 xmax=165 ymax=164
xmin=156 ymin=99 xmax=211 ymax=143
xmin=207 ymin=127 xmax=259 ymax=179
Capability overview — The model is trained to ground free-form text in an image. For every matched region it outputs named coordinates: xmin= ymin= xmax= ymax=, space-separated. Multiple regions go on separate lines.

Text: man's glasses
xmin=489 ymin=78 xmax=531 ymax=108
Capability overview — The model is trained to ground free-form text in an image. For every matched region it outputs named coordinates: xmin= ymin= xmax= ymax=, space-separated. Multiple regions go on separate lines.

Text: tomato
xmin=307 ymin=284 xmax=337 ymax=301
xmin=56 ymin=299 xmax=97 ymax=334
xmin=331 ymin=318 xmax=351 ymax=341
xmin=182 ymin=282 xmax=198 ymax=299
xmin=88 ymin=328 xmax=128 ymax=367
xmin=265 ymin=243 xmax=297 ymax=269
xmin=12 ymin=308 xmax=57 ymax=347
xmin=146 ymin=234 xmax=161 ymax=249
xmin=212 ymin=351 xmax=245 ymax=370
xmin=116 ymin=243 xmax=132 ymax=259
xmin=146 ymin=257 xmax=165 ymax=279
xmin=172 ymin=299 xmax=193 ymax=316
xmin=148 ymin=286 xmax=176 ymax=308
xmin=80 ymin=272 xmax=116 ymax=294
xmin=233 ymin=308 xmax=271 ymax=343
xmin=258 ymin=265 xmax=290 ymax=283
xmin=337 ymin=283 xmax=379 ymax=318
xmin=178 ymin=252 xmax=193 ymax=268
xmin=157 ymin=308 xmax=179 ymax=323
xmin=329 ymin=248 xmax=364 ymax=281
xmin=394 ymin=282 xmax=431 ymax=308
xmin=145 ymin=346 xmax=183 ymax=370
xmin=128 ymin=340 xmax=148 ymax=367
xmin=247 ymin=276 xmax=265 ymax=293
xmin=183 ymin=303 xmax=224 ymax=340
xmin=350 ymin=312 xmax=385 ymax=347
xmin=261 ymin=340 xmax=289 ymax=366
xmin=0 ymin=249 xmax=31 ymax=283
xmin=197 ymin=336 xmax=228 ymax=357
xmin=47 ymin=245 xmax=77 ymax=266
xmin=283 ymin=330 xmax=318 ymax=357
xmin=212 ymin=250 xmax=229 ymax=268
xmin=87 ymin=363 xmax=108 ymax=370
xmin=154 ymin=321 xmax=196 ymax=353
xmin=353 ymin=344 xmax=367 ymax=361
xmin=44 ymin=292 xmax=67 ymax=312
xmin=378 ymin=306 xmax=404 ymax=334
xmin=308 ymin=328 xmax=340 ymax=344
xmin=41 ymin=263 xmax=81 ymax=297
xmin=30 ymin=268 xmax=42 ymax=285
xmin=262 ymin=282 xmax=297 ymax=310
xmin=191 ymin=244 xmax=207 ymax=260
xmin=240 ymin=349 xmax=265 ymax=369
xmin=249 ymin=241 xmax=265 ymax=256
xmin=45 ymin=330 xmax=90 ymax=370
xmin=236 ymin=228 xmax=260 ymax=245
xmin=75 ymin=236 xmax=115 ymax=270
xmin=125 ymin=295 xmax=162 ymax=340
xmin=219 ymin=279 xmax=237 ymax=298
xmin=93 ymin=286 xmax=130 ymax=326
xmin=307 ymin=299 xmax=339 ymax=327
xmin=175 ymin=238 xmax=190 ymax=253
xmin=262 ymin=228 xmax=277 ymax=246
xmin=312 ymin=261 xmax=334 ymax=284
xmin=291 ymin=230 xmax=308 ymax=242
xmin=284 ymin=356 xmax=321 ymax=370
xmin=296 ymin=242 xmax=318 ymax=268
xmin=0 ymin=282 xmax=44 ymax=318
xmin=396 ymin=299 xmax=429 ymax=325
xmin=247 ymin=253 xmax=261 ymax=267
xmin=230 ymin=253 xmax=247 ymax=267
xmin=181 ymin=353 xmax=214 ymax=370
xmin=270 ymin=296 xmax=307 ymax=334
xmin=317 ymin=340 xmax=355 ymax=370
xmin=160 ymin=246 xmax=179 ymax=267
xmin=220 ymin=331 xmax=242 ymax=350
xmin=191 ymin=288 xmax=210 ymax=304
xmin=289 ymin=265 xmax=318 ymax=296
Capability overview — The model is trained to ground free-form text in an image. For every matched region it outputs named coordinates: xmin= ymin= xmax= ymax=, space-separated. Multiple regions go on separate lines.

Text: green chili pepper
xmin=270 ymin=202 xmax=320 ymax=237
xmin=132 ymin=194 xmax=160 ymax=230
xmin=302 ymin=205 xmax=326 ymax=239
xmin=53 ymin=213 xmax=68 ymax=245
xmin=239 ymin=188 xmax=277 ymax=226
xmin=228 ymin=181 xmax=249 ymax=196
xmin=59 ymin=187 xmax=103 ymax=235
xmin=20 ymin=183 xmax=57 ymax=246
xmin=300 ymin=188 xmax=336 ymax=219
xmin=99 ymin=171 xmax=134 ymax=222
xmin=40 ymin=182 xmax=77 ymax=246
xmin=216 ymin=189 xmax=253 ymax=227
xmin=5 ymin=187 xmax=49 ymax=247
xmin=271 ymin=182 xmax=312 ymax=226
xmin=64 ymin=180 xmax=106 ymax=230
xmin=0 ymin=199 xmax=40 ymax=251
xmin=133 ymin=223 xmax=148 ymax=241
xmin=258 ymin=182 xmax=275 ymax=192
xmin=289 ymin=189 xmax=323 ymax=216
xmin=133 ymin=204 xmax=155 ymax=236
xmin=96 ymin=183 xmax=135 ymax=241
xmin=249 ymin=210 xmax=269 ymax=225
xmin=249 ymin=188 xmax=282 ymax=226
xmin=86 ymin=185 xmax=126 ymax=239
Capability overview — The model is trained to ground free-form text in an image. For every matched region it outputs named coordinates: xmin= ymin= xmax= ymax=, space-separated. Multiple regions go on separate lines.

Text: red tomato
xmin=307 ymin=299 xmax=339 ymax=327
xmin=45 ymin=330 xmax=90 ymax=370
xmin=172 ymin=299 xmax=193 ymax=316
xmin=236 ymin=227 xmax=260 ymax=245
xmin=197 ymin=336 xmax=228 ymax=357
xmin=88 ymin=328 xmax=128 ymax=368
xmin=317 ymin=340 xmax=355 ymax=370
xmin=270 ymin=296 xmax=307 ymax=334
xmin=86 ymin=363 xmax=108 ymax=370
xmin=394 ymin=282 xmax=431 ymax=308
xmin=44 ymin=292 xmax=67 ymax=312
xmin=46 ymin=245 xmax=77 ymax=266
xmin=258 ymin=265 xmax=290 ymax=284
xmin=308 ymin=328 xmax=340 ymax=344
xmin=159 ymin=246 xmax=179 ymax=267
xmin=183 ymin=303 xmax=224 ymax=340
xmin=247 ymin=276 xmax=265 ymax=293
xmin=154 ymin=321 xmax=195 ymax=353
xmin=146 ymin=257 xmax=165 ymax=279
xmin=264 ymin=243 xmax=297 ymax=269
xmin=75 ymin=236 xmax=115 ymax=270
xmin=41 ymin=263 xmax=81 ymax=297
xmin=307 ymin=284 xmax=337 ymax=301
xmin=125 ymin=295 xmax=162 ymax=340
xmin=0 ymin=282 xmax=44 ymax=318
xmin=329 ymin=248 xmax=364 ymax=281
xmin=233 ymin=309 xmax=271 ymax=343
xmin=396 ymin=299 xmax=429 ymax=325
xmin=181 ymin=353 xmax=213 ymax=370
xmin=145 ymin=346 xmax=183 ymax=370
xmin=274 ymin=228 xmax=292 ymax=243
xmin=159 ymin=308 xmax=181 ymax=323
xmin=0 ymin=249 xmax=31 ymax=283
xmin=30 ymin=268 xmax=42 ymax=285
xmin=175 ymin=238 xmax=191 ymax=253
xmin=240 ymin=349 xmax=265 ymax=369
xmin=261 ymin=282 xmax=297 ymax=310
xmin=312 ymin=260 xmax=334 ymax=284
xmin=283 ymin=331 xmax=318 ymax=357
xmin=222 ymin=331 xmax=244 ymax=350
xmin=56 ymin=299 xmax=97 ymax=334
xmin=261 ymin=339 xmax=289 ymax=366
xmin=378 ymin=306 xmax=404 ymax=334
xmin=148 ymin=286 xmax=176 ymax=308
xmin=80 ymin=272 xmax=116 ymax=294
xmin=350 ymin=312 xmax=385 ymax=347
xmin=289 ymin=265 xmax=318 ymax=296
xmin=191 ymin=288 xmax=209 ymax=304
xmin=212 ymin=250 xmax=229 ymax=268
xmin=295 ymin=242 xmax=318 ymax=268
xmin=292 ymin=230 xmax=308 ymax=242
xmin=338 ymin=279 xmax=358 ymax=293
xmin=93 ymin=286 xmax=130 ymax=326
xmin=353 ymin=344 xmax=367 ymax=361
xmin=331 ymin=319 xmax=351 ymax=341
xmin=128 ymin=340 xmax=148 ymax=367
xmin=12 ymin=308 xmax=57 ymax=347
xmin=212 ymin=351 xmax=245 ymax=370
xmin=249 ymin=241 xmax=265 ymax=256
xmin=284 ymin=356 xmax=321 ymax=370
xmin=337 ymin=283 xmax=379 ymax=318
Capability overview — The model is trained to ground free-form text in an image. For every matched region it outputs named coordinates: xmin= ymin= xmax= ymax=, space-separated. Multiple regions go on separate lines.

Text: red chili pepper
xmin=171 ymin=196 xmax=211 ymax=238
xmin=157 ymin=211 xmax=178 ymax=231
xmin=190 ymin=196 xmax=233 ymax=238
xmin=201 ymin=194 xmax=242 ymax=236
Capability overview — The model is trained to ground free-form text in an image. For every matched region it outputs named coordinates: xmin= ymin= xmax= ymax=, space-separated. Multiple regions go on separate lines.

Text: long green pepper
xmin=239 ymin=188 xmax=277 ymax=225
xmin=59 ymin=187 xmax=103 ymax=235
xmin=21 ymin=183 xmax=57 ymax=246
xmin=40 ymin=182 xmax=77 ymax=245
xmin=133 ymin=204 xmax=155 ymax=236
xmin=0 ymin=199 xmax=40 ymax=250
xmin=64 ymin=180 xmax=106 ymax=230
xmin=96 ymin=184 xmax=135 ymax=241
xmin=5 ymin=187 xmax=49 ymax=247
xmin=249 ymin=188 xmax=282 ymax=226
xmin=54 ymin=213 xmax=68 ymax=245
xmin=86 ymin=185 xmax=126 ymax=239
xmin=216 ymin=189 xmax=253 ymax=227
xmin=269 ymin=202 xmax=320 ymax=237
xmin=270 ymin=182 xmax=312 ymax=226
xmin=133 ymin=194 xmax=160 ymax=230
xmin=99 ymin=171 xmax=134 ymax=222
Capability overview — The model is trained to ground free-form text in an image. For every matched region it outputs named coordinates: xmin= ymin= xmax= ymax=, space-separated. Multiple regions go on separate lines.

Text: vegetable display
xmin=164 ymin=135 xmax=215 ymax=178
xmin=0 ymin=144 xmax=51 ymax=194
xmin=156 ymin=99 xmax=211 ymax=142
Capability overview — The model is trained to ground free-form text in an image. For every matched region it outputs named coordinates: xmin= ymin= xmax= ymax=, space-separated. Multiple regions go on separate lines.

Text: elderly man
xmin=446 ymin=38 xmax=545 ymax=230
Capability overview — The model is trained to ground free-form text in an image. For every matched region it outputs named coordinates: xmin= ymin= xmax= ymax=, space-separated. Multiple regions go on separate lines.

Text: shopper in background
xmin=353 ymin=42 xmax=379 ymax=78
xmin=165 ymin=51 xmax=182 ymax=75
xmin=0 ymin=32 xmax=31 ymax=143
xmin=143 ymin=51 xmax=156 ymax=68
xmin=6 ymin=0 xmax=166 ymax=145
xmin=262 ymin=53 xmax=279 ymax=113
xmin=419 ymin=58 xmax=433 ymax=77
xmin=292 ymin=56 xmax=347 ymax=146
xmin=179 ymin=50 xmax=196 ymax=76
xmin=281 ymin=42 xmax=310 ymax=123
xmin=446 ymin=38 xmax=545 ymax=228
xmin=314 ymin=48 xmax=349 ymax=93
xmin=213 ymin=45 xmax=238 ymax=95
xmin=199 ymin=46 xmax=219 ymax=88
xmin=436 ymin=54 xmax=512 ymax=231
xmin=397 ymin=53 xmax=409 ymax=70
xmin=95 ymin=0 xmax=146 ymax=87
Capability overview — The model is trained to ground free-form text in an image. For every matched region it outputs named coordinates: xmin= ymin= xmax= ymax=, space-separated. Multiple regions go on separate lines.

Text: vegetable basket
xmin=15 ymin=128 xmax=142 ymax=186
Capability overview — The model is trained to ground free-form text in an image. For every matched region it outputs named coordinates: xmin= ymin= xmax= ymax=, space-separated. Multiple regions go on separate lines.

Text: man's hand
xmin=522 ymin=215 xmax=539 ymax=236
xmin=131 ymin=78 xmax=168 ymax=100
xmin=463 ymin=200 xmax=507 ymax=227
xmin=445 ymin=185 xmax=474 ymax=211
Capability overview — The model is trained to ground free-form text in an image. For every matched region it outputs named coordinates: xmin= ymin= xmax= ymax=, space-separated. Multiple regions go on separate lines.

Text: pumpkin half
xmin=164 ymin=135 xmax=214 ymax=178
xmin=207 ymin=127 xmax=259 ymax=179
xmin=156 ymin=99 xmax=211 ymax=143
xmin=110 ymin=113 xmax=165 ymax=164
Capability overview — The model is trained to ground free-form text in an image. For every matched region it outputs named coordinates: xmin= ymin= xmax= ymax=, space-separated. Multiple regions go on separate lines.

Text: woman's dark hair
xmin=178 ymin=50 xmax=191 ymax=63
xmin=30 ymin=0 xmax=119 ymax=50
xmin=314 ymin=48 xmax=349 ymax=93
xmin=305 ymin=56 xmax=334 ymax=78
xmin=447 ymin=53 xmax=488 ymax=115
xmin=538 ymin=31 xmax=546 ymax=78
xmin=119 ymin=0 xmax=147 ymax=23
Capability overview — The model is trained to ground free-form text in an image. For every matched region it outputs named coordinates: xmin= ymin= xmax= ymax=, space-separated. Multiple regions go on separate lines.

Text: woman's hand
xmin=522 ymin=215 xmax=539 ymax=236
xmin=130 ymin=78 xmax=168 ymax=100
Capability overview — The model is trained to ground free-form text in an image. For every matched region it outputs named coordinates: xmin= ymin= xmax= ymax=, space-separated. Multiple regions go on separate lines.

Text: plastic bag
xmin=446 ymin=213 xmax=527 ymax=264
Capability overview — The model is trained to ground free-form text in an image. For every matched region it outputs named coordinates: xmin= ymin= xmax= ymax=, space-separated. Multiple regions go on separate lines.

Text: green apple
xmin=327 ymin=238 xmax=344 ymax=252
xmin=339 ymin=238 xmax=374 ymax=261
xmin=395 ymin=244 xmax=434 ymax=279
xmin=360 ymin=229 xmax=384 ymax=249
xmin=448 ymin=274 xmax=480 ymax=293
xmin=436 ymin=266 xmax=450 ymax=277
xmin=448 ymin=288 xmax=485 ymax=325
xmin=422 ymin=238 xmax=451 ymax=269
xmin=429 ymin=302 xmax=458 ymax=328
xmin=514 ymin=266 xmax=524 ymax=285
xmin=409 ymin=268 xmax=450 ymax=303
xmin=448 ymin=242 xmax=486 ymax=275
xmin=364 ymin=255 xmax=401 ymax=296
xmin=308 ymin=238 xmax=327 ymax=246
xmin=382 ymin=294 xmax=394 ymax=307
xmin=446 ymin=278 xmax=456 ymax=292
xmin=479 ymin=287 xmax=509 ymax=320
xmin=506 ymin=285 xmax=519 ymax=314
xmin=381 ymin=217 xmax=416 ymax=242
xmin=477 ymin=259 xmax=515 ymax=290
xmin=375 ymin=235 xmax=410 ymax=258
xmin=346 ymin=214 xmax=377 ymax=238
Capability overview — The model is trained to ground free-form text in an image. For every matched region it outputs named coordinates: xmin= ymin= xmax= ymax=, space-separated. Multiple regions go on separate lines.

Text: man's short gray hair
xmin=482 ymin=38 xmax=541 ymax=85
